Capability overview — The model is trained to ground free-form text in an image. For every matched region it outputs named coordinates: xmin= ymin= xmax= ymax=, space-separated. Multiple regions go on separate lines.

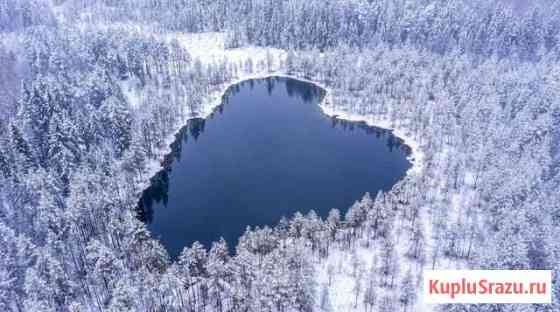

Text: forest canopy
xmin=0 ymin=0 xmax=558 ymax=311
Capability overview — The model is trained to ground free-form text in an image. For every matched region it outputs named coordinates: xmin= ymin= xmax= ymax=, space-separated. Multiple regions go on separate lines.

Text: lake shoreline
xmin=139 ymin=75 xmax=414 ymax=257
xmin=135 ymin=70 xmax=425 ymax=245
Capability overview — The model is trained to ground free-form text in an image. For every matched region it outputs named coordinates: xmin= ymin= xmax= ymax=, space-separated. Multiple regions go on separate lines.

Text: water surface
xmin=138 ymin=77 xmax=412 ymax=258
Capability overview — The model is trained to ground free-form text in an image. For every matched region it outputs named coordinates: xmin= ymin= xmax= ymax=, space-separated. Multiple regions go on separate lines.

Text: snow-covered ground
xmin=315 ymin=243 xmax=432 ymax=312
xmin=118 ymin=78 xmax=142 ymax=108
xmin=172 ymin=32 xmax=284 ymax=66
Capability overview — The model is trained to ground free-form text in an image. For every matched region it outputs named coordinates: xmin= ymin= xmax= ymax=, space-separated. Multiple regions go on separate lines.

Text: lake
xmin=138 ymin=77 xmax=412 ymax=258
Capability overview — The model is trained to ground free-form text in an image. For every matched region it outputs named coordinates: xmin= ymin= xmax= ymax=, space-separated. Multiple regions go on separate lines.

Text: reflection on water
xmin=138 ymin=77 xmax=411 ymax=258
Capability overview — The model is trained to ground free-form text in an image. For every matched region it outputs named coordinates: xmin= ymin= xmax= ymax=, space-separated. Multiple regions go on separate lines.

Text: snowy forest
xmin=0 ymin=0 xmax=559 ymax=311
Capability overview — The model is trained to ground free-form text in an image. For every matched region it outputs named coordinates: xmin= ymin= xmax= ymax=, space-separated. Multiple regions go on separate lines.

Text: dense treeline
xmin=0 ymin=0 xmax=56 ymax=32
xmin=58 ymin=0 xmax=560 ymax=60
xmin=0 ymin=0 xmax=559 ymax=311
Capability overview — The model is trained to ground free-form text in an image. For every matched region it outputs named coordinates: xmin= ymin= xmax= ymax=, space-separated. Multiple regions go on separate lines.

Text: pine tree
xmin=319 ymin=283 xmax=333 ymax=312
xmin=399 ymin=270 xmax=416 ymax=311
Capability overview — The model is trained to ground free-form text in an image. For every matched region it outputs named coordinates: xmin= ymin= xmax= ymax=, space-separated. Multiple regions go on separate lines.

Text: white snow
xmin=118 ymin=78 xmax=142 ymax=108
xmin=172 ymin=32 xmax=286 ymax=72
xmin=314 ymin=238 xmax=434 ymax=312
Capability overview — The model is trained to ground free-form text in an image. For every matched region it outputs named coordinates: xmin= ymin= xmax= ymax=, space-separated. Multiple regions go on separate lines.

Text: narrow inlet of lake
xmin=138 ymin=77 xmax=412 ymax=258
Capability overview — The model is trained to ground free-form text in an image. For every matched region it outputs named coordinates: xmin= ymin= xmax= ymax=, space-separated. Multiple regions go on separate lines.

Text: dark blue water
xmin=138 ymin=77 xmax=412 ymax=258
